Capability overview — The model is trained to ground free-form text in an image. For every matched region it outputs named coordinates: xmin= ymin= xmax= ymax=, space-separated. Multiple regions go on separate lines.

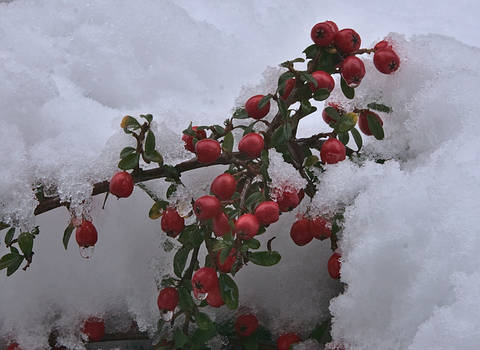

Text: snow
xmin=0 ymin=0 xmax=479 ymax=349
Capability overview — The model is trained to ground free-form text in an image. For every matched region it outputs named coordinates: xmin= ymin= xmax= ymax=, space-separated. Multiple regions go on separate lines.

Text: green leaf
xmin=219 ymin=245 xmax=233 ymax=264
xmin=313 ymin=89 xmax=330 ymax=101
xmin=145 ymin=150 xmax=163 ymax=164
xmin=178 ymin=225 xmax=204 ymax=248
xmin=303 ymin=44 xmax=320 ymax=59
xmin=300 ymin=100 xmax=317 ymax=116
xmin=233 ymin=108 xmax=249 ymax=119
xmin=350 ymin=128 xmax=363 ymax=151
xmin=18 ymin=232 xmax=33 ymax=257
xmin=303 ymin=155 xmax=319 ymax=167
xmin=277 ymin=99 xmax=288 ymax=119
xmin=166 ymin=184 xmax=177 ymax=199
xmin=324 ymin=107 xmax=340 ymax=121
xmin=258 ymin=95 xmax=272 ymax=109
xmin=145 ymin=130 xmax=156 ymax=154
xmin=120 ymin=147 xmax=136 ymax=159
xmin=219 ymin=273 xmax=239 ymax=310
xmin=174 ymin=329 xmax=189 ymax=348
xmin=338 ymin=132 xmax=349 ymax=146
xmin=367 ymin=113 xmax=385 ymax=140
xmin=6 ymin=254 xmax=24 ymax=276
xmin=213 ymin=125 xmax=225 ymax=135
xmin=0 ymin=254 xmax=16 ymax=270
xmin=174 ymin=246 xmax=191 ymax=277
xmin=122 ymin=116 xmax=141 ymax=134
xmin=196 ymin=312 xmax=214 ymax=331
xmin=245 ymin=238 xmax=260 ymax=250
xmin=300 ymin=72 xmax=317 ymax=88
xmin=118 ymin=153 xmax=140 ymax=170
xmin=244 ymin=192 xmax=264 ymax=211
xmin=242 ymin=122 xmax=256 ymax=136
xmin=335 ymin=113 xmax=357 ymax=133
xmin=140 ymin=114 xmax=153 ymax=123
xmin=149 ymin=200 xmax=168 ymax=220
xmin=223 ymin=132 xmax=234 ymax=152
xmin=4 ymin=227 xmax=15 ymax=245
xmin=178 ymin=286 xmax=195 ymax=311
xmin=183 ymin=123 xmax=196 ymax=137
xmin=283 ymin=123 xmax=292 ymax=141
xmin=367 ymin=102 xmax=392 ymax=113
xmin=340 ymin=78 xmax=355 ymax=99
xmin=247 ymin=251 xmax=281 ymax=266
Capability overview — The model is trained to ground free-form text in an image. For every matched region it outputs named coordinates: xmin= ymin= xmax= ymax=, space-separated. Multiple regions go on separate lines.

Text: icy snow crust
xmin=0 ymin=0 xmax=479 ymax=349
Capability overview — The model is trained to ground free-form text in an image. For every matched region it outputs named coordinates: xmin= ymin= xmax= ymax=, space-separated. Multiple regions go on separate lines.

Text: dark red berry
xmin=192 ymin=267 xmax=218 ymax=294
xmin=341 ymin=56 xmax=366 ymax=87
xmin=328 ymin=252 xmax=342 ymax=279
xmin=358 ymin=110 xmax=383 ymax=136
xmin=216 ymin=248 xmax=237 ymax=273
xmin=320 ymin=138 xmax=346 ymax=164
xmin=161 ymin=208 xmax=185 ymax=237
xmin=211 ymin=173 xmax=237 ymax=200
xmin=276 ymin=189 xmax=300 ymax=212
xmin=245 ymin=95 xmax=270 ymax=119
xmin=281 ymin=78 xmax=296 ymax=100
xmin=311 ymin=217 xmax=331 ymax=240
xmin=235 ymin=314 xmax=259 ymax=337
xmin=213 ymin=212 xmax=232 ymax=237
xmin=182 ymin=126 xmax=207 ymax=153
xmin=374 ymin=40 xmax=391 ymax=51
xmin=334 ymin=29 xmax=361 ymax=54
xmin=76 ymin=220 xmax=98 ymax=248
xmin=309 ymin=71 xmax=335 ymax=92
xmin=206 ymin=284 xmax=225 ymax=307
xmin=235 ymin=214 xmax=259 ymax=240
xmin=194 ymin=195 xmax=221 ymax=220
xmin=277 ymin=333 xmax=301 ymax=350
xmin=326 ymin=21 xmax=339 ymax=32
xmin=290 ymin=219 xmax=314 ymax=246
xmin=322 ymin=102 xmax=344 ymax=125
xmin=238 ymin=133 xmax=264 ymax=158
xmin=311 ymin=22 xmax=337 ymax=46
xmin=195 ymin=139 xmax=221 ymax=164
xmin=157 ymin=287 xmax=179 ymax=311
xmin=6 ymin=343 xmax=21 ymax=350
xmin=82 ymin=317 xmax=105 ymax=342
xmin=109 ymin=171 xmax=134 ymax=198
xmin=254 ymin=201 xmax=280 ymax=225
xmin=373 ymin=49 xmax=400 ymax=74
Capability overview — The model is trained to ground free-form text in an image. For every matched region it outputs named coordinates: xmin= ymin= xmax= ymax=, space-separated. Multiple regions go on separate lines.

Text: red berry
xmin=328 ymin=252 xmax=342 ymax=279
xmin=254 ymin=201 xmax=280 ymax=225
xmin=157 ymin=287 xmax=179 ymax=311
xmin=309 ymin=71 xmax=335 ymax=92
xmin=373 ymin=49 xmax=400 ymax=74
xmin=109 ymin=171 xmax=134 ymax=198
xmin=320 ymin=138 xmax=346 ymax=164
xmin=341 ymin=56 xmax=366 ymax=88
xmin=195 ymin=139 xmax=221 ymax=164
xmin=277 ymin=333 xmax=301 ymax=350
xmin=235 ymin=214 xmax=260 ymax=240
xmin=358 ymin=110 xmax=383 ymax=136
xmin=281 ymin=78 xmax=296 ymax=100
xmin=75 ymin=220 xmax=98 ymax=248
xmin=194 ymin=195 xmax=221 ymax=220
xmin=82 ymin=317 xmax=105 ymax=342
xmin=206 ymin=285 xmax=225 ymax=307
xmin=213 ymin=212 xmax=232 ymax=237
xmin=290 ymin=219 xmax=314 ymax=246
xmin=322 ymin=102 xmax=343 ymax=125
xmin=374 ymin=40 xmax=391 ymax=51
xmin=238 ymin=133 xmax=264 ymax=158
xmin=216 ymin=248 xmax=237 ymax=273
xmin=161 ymin=208 xmax=185 ymax=237
xmin=245 ymin=95 xmax=270 ymax=119
xmin=192 ymin=267 xmax=218 ymax=294
xmin=182 ymin=126 xmax=207 ymax=153
xmin=326 ymin=21 xmax=339 ymax=32
xmin=334 ymin=29 xmax=361 ymax=54
xmin=311 ymin=22 xmax=337 ymax=46
xmin=276 ymin=189 xmax=300 ymax=212
xmin=6 ymin=343 xmax=21 ymax=350
xmin=311 ymin=217 xmax=331 ymax=240
xmin=235 ymin=314 xmax=259 ymax=337
xmin=211 ymin=173 xmax=237 ymax=201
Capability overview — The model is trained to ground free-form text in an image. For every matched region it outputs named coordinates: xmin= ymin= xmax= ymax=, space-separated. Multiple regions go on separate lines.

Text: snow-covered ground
xmin=0 ymin=0 xmax=479 ymax=349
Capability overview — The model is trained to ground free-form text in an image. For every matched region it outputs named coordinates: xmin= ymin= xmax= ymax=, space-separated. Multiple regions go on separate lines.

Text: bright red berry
xmin=254 ymin=201 xmax=280 ymax=225
xmin=182 ymin=126 xmax=207 ymax=153
xmin=235 ymin=314 xmax=259 ymax=337
xmin=6 ymin=343 xmax=21 ymax=350
xmin=192 ymin=267 xmax=218 ymax=294
xmin=341 ymin=56 xmax=366 ymax=88
xmin=358 ymin=110 xmax=383 ymax=136
xmin=195 ymin=139 xmax=221 ymax=164
xmin=82 ymin=317 xmax=105 ymax=342
xmin=334 ymin=29 xmax=361 ymax=54
xmin=320 ymin=138 xmax=346 ymax=164
xmin=76 ymin=220 xmax=98 ymax=248
xmin=245 ymin=95 xmax=270 ymax=119
xmin=374 ymin=40 xmax=391 ymax=51
xmin=290 ymin=219 xmax=314 ymax=246
xmin=109 ymin=171 xmax=134 ymax=198
xmin=216 ymin=248 xmax=237 ymax=273
xmin=276 ymin=189 xmax=300 ymax=212
xmin=213 ymin=212 xmax=232 ymax=237
xmin=157 ymin=287 xmax=179 ymax=311
xmin=309 ymin=71 xmax=335 ymax=92
xmin=211 ymin=173 xmax=237 ymax=201
xmin=277 ymin=333 xmax=301 ymax=350
xmin=238 ymin=133 xmax=264 ymax=158
xmin=161 ymin=208 xmax=185 ymax=237
xmin=311 ymin=217 xmax=331 ymax=240
xmin=206 ymin=285 xmax=225 ymax=307
xmin=322 ymin=102 xmax=344 ymax=125
xmin=235 ymin=214 xmax=260 ymax=240
xmin=311 ymin=21 xmax=337 ymax=46
xmin=194 ymin=195 xmax=221 ymax=220
xmin=281 ymin=78 xmax=296 ymax=100
xmin=328 ymin=252 xmax=342 ymax=279
xmin=373 ymin=49 xmax=400 ymax=74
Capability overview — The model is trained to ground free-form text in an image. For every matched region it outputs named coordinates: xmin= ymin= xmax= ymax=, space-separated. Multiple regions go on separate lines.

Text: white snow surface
xmin=0 ymin=0 xmax=479 ymax=349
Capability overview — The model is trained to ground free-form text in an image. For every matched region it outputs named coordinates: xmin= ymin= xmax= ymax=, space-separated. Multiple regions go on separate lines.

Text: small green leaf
xmin=313 ymin=89 xmax=330 ymax=101
xmin=258 ymin=95 xmax=272 ymax=109
xmin=367 ymin=113 xmax=385 ymax=140
xmin=300 ymin=100 xmax=317 ymax=116
xmin=0 ymin=254 xmax=15 ymax=270
xmin=6 ymin=255 xmax=24 ymax=276
xmin=247 ymin=251 xmax=281 ymax=266
xmin=178 ymin=286 xmax=195 ymax=311
xmin=233 ymin=108 xmax=249 ymax=119
xmin=350 ymin=128 xmax=363 ymax=151
xmin=63 ymin=223 xmax=74 ymax=250
xmin=145 ymin=130 xmax=156 ymax=154
xmin=340 ymin=78 xmax=355 ymax=99
xmin=283 ymin=123 xmax=292 ymax=141
xmin=174 ymin=329 xmax=189 ymax=348
xmin=140 ymin=114 xmax=153 ymax=123
xmin=245 ymin=238 xmax=260 ymax=250
xmin=18 ymin=232 xmax=33 ymax=257
xmin=303 ymin=155 xmax=319 ymax=167
xmin=118 ymin=153 xmax=140 ymax=170
xmin=122 ymin=116 xmax=141 ymax=134
xmin=367 ymin=102 xmax=392 ymax=113
xmin=166 ymin=184 xmax=177 ymax=198
xmin=4 ymin=227 xmax=15 ymax=245
xmin=338 ymin=132 xmax=349 ymax=145
xmin=245 ymin=192 xmax=264 ymax=211
xmin=120 ymin=147 xmax=136 ymax=159
xmin=335 ymin=113 xmax=357 ymax=133
xmin=213 ymin=125 xmax=225 ymax=135
xmin=277 ymin=99 xmax=288 ymax=119
xmin=149 ymin=201 xmax=168 ymax=219
xmin=303 ymin=44 xmax=320 ymax=59
xmin=219 ymin=273 xmax=239 ymax=310
xmin=145 ymin=150 xmax=163 ymax=164
xmin=223 ymin=132 xmax=234 ymax=152
xmin=196 ymin=312 xmax=214 ymax=330
xmin=174 ymin=246 xmax=191 ymax=277
xmin=324 ymin=107 xmax=340 ymax=121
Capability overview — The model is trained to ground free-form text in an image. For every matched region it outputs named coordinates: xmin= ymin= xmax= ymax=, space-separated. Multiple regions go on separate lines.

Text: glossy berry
xmin=192 ymin=267 xmax=218 ymax=294
xmin=328 ymin=252 xmax=342 ymax=279
xmin=161 ymin=208 xmax=185 ymax=237
xmin=109 ymin=171 xmax=134 ymax=198
xmin=311 ymin=21 xmax=337 ymax=46
xmin=254 ymin=201 xmax=280 ymax=225
xmin=276 ymin=189 xmax=300 ymax=212
xmin=245 ymin=95 xmax=270 ymax=119
xmin=320 ymin=138 xmax=346 ymax=164
xmin=213 ymin=212 xmax=232 ymax=237
xmin=211 ymin=173 xmax=237 ymax=200
xmin=194 ymin=195 xmax=221 ymax=220
xmin=374 ymin=40 xmax=391 ymax=51
xmin=235 ymin=314 xmax=259 ymax=337
xmin=206 ymin=285 xmax=225 ymax=307
xmin=195 ymin=139 xmax=221 ymax=164
xmin=311 ymin=217 xmax=331 ymax=240
xmin=309 ymin=71 xmax=335 ymax=92
xmin=6 ymin=343 xmax=21 ymax=350
xmin=322 ymin=102 xmax=343 ymax=125
xmin=157 ymin=287 xmax=179 ymax=311
xmin=76 ymin=220 xmax=98 ymax=247
xmin=82 ymin=317 xmax=105 ymax=342
xmin=216 ymin=248 xmax=237 ymax=273
xmin=182 ymin=126 xmax=207 ymax=153
xmin=290 ymin=219 xmax=314 ymax=246
xmin=341 ymin=56 xmax=366 ymax=88
xmin=238 ymin=133 xmax=264 ymax=158
xmin=334 ymin=29 xmax=361 ymax=54
xmin=281 ymin=78 xmax=296 ymax=100
xmin=358 ymin=110 xmax=383 ymax=136
xmin=235 ymin=214 xmax=260 ymax=240
xmin=373 ymin=49 xmax=400 ymax=74
xmin=277 ymin=333 xmax=301 ymax=350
